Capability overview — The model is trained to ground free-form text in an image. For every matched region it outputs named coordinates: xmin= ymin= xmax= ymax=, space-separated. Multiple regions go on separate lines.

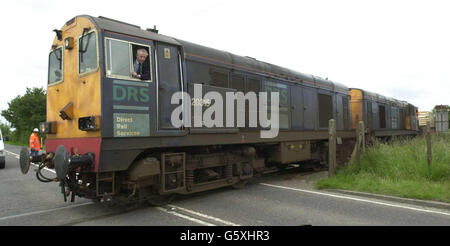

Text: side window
xmin=263 ymin=81 xmax=289 ymax=106
xmin=263 ymin=81 xmax=290 ymax=129
xmin=105 ymin=38 xmax=152 ymax=81
xmin=48 ymin=47 xmax=63 ymax=84
xmin=79 ymin=31 xmax=98 ymax=75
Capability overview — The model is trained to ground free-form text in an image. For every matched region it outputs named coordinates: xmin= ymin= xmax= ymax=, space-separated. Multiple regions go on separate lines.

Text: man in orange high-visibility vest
xmin=29 ymin=128 xmax=41 ymax=157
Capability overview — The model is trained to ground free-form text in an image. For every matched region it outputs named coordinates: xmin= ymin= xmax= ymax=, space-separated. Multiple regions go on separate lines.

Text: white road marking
xmin=260 ymin=183 xmax=450 ymax=217
xmin=156 ymin=207 xmax=216 ymax=226
xmin=167 ymin=204 xmax=241 ymax=226
xmin=4 ymin=149 xmax=56 ymax=174
xmin=4 ymin=149 xmax=21 ymax=159
xmin=0 ymin=202 xmax=236 ymax=226
xmin=0 ymin=202 xmax=93 ymax=221
xmin=5 ymin=150 xmax=20 ymax=159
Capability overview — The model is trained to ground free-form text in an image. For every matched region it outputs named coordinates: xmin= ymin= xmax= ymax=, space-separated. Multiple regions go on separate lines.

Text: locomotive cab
xmin=22 ymin=15 xmax=189 ymax=204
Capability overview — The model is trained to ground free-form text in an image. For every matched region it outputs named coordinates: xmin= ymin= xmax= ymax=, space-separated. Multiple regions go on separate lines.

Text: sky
xmin=0 ymin=0 xmax=449 ymax=124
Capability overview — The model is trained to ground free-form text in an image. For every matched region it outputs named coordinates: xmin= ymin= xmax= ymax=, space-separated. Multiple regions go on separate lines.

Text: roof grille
xmin=98 ymin=16 xmax=141 ymax=29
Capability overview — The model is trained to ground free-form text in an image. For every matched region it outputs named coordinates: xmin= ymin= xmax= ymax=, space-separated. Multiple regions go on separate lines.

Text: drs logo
xmin=113 ymin=84 xmax=149 ymax=103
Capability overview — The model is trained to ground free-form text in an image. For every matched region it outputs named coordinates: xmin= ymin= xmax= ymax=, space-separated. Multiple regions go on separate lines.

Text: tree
xmin=1 ymin=87 xmax=46 ymax=144
xmin=0 ymin=122 xmax=11 ymax=137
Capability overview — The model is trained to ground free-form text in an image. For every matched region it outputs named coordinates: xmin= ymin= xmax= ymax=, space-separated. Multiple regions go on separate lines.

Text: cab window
xmin=105 ymin=38 xmax=152 ymax=81
xmin=79 ymin=31 xmax=98 ymax=75
xmin=48 ymin=47 xmax=63 ymax=84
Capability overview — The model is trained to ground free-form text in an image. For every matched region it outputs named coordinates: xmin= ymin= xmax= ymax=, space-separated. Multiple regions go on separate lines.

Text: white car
xmin=0 ymin=129 xmax=4 ymax=169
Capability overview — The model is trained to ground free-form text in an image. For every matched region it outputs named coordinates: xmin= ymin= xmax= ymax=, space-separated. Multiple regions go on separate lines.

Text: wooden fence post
xmin=328 ymin=119 xmax=336 ymax=177
xmin=426 ymin=121 xmax=432 ymax=170
xmin=355 ymin=123 xmax=361 ymax=165
xmin=359 ymin=121 xmax=365 ymax=153
xmin=350 ymin=119 xmax=365 ymax=165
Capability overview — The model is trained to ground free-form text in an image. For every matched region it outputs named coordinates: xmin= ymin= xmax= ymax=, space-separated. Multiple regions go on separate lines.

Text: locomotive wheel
xmin=54 ymin=145 xmax=69 ymax=180
xmin=19 ymin=148 xmax=30 ymax=174
xmin=147 ymin=194 xmax=175 ymax=206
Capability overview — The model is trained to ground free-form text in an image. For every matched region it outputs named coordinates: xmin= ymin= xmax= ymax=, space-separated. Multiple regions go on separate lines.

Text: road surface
xmin=1 ymin=144 xmax=449 ymax=226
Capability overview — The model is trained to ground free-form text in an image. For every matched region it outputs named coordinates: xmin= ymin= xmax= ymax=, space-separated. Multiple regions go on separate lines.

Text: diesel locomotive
xmin=19 ymin=15 xmax=419 ymax=205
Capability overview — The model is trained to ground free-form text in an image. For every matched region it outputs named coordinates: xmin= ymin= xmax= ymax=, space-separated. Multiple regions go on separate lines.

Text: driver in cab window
xmin=131 ymin=49 xmax=150 ymax=80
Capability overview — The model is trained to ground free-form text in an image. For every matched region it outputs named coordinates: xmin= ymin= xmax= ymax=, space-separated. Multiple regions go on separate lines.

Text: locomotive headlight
xmin=78 ymin=116 xmax=101 ymax=131
xmin=39 ymin=122 xmax=57 ymax=134
xmin=64 ymin=37 xmax=74 ymax=50
xmin=39 ymin=123 xmax=46 ymax=133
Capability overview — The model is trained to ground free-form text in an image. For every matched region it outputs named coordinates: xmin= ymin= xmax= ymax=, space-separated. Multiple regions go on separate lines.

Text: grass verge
xmin=4 ymin=140 xmax=28 ymax=147
xmin=4 ymin=141 xmax=45 ymax=150
xmin=316 ymin=134 xmax=450 ymax=203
